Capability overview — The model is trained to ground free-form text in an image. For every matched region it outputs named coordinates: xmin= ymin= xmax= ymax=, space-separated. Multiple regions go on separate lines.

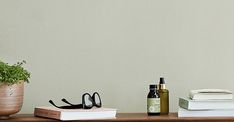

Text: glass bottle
xmin=158 ymin=77 xmax=169 ymax=115
xmin=147 ymin=84 xmax=160 ymax=115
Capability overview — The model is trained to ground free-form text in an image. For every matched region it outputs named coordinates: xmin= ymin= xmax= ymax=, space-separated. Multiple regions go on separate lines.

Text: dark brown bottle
xmin=147 ymin=84 xmax=160 ymax=115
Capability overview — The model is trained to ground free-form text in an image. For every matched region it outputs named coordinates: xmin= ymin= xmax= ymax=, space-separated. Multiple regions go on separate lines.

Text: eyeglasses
xmin=49 ymin=92 xmax=102 ymax=109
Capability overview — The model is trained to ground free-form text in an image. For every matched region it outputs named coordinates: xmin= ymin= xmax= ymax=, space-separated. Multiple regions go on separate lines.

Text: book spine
xmin=34 ymin=108 xmax=61 ymax=120
xmin=179 ymin=98 xmax=189 ymax=109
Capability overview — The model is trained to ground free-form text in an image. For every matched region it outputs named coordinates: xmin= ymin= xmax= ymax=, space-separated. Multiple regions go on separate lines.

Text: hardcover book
xmin=179 ymin=97 xmax=234 ymax=110
xmin=178 ymin=107 xmax=234 ymax=117
xmin=189 ymin=89 xmax=233 ymax=100
xmin=34 ymin=106 xmax=117 ymax=121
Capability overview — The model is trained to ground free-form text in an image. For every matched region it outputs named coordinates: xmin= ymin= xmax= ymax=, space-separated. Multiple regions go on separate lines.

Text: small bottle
xmin=147 ymin=84 xmax=160 ymax=115
xmin=158 ymin=77 xmax=169 ymax=115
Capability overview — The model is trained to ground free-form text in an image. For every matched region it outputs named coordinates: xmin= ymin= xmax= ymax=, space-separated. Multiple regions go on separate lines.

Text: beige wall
xmin=1 ymin=0 xmax=234 ymax=113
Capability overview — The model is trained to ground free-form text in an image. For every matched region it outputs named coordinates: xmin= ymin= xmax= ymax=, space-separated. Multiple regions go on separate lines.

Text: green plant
xmin=0 ymin=60 xmax=30 ymax=85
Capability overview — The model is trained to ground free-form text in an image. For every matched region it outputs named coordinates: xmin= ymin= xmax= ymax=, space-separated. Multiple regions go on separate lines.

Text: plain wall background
xmin=1 ymin=0 xmax=234 ymax=113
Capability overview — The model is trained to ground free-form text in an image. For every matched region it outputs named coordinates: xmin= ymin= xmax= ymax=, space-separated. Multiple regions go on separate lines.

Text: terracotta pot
xmin=0 ymin=81 xmax=24 ymax=119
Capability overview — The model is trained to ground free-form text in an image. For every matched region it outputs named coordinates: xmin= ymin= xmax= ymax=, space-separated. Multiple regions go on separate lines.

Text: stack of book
xmin=178 ymin=89 xmax=234 ymax=117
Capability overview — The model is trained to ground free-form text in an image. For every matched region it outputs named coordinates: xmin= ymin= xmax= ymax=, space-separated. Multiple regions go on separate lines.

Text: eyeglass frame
xmin=49 ymin=92 xmax=102 ymax=109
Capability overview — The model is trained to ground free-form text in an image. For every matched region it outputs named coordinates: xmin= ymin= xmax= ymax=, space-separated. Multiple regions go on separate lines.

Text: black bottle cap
xmin=160 ymin=77 xmax=165 ymax=84
xmin=149 ymin=84 xmax=157 ymax=89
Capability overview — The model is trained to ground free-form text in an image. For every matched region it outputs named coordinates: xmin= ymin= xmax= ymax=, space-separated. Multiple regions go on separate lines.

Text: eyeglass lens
xmin=93 ymin=92 xmax=101 ymax=107
xmin=83 ymin=94 xmax=93 ymax=108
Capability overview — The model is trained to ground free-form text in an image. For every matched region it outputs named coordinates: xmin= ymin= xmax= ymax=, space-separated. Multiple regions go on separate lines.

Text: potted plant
xmin=0 ymin=60 xmax=30 ymax=119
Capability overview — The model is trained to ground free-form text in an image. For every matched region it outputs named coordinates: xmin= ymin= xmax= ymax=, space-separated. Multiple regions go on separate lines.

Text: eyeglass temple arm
xmin=61 ymin=98 xmax=74 ymax=105
xmin=61 ymin=98 xmax=83 ymax=107
xmin=49 ymin=100 xmax=61 ymax=108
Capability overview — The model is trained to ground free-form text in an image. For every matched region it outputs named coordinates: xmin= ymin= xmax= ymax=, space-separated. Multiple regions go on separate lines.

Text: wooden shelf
xmin=4 ymin=113 xmax=234 ymax=122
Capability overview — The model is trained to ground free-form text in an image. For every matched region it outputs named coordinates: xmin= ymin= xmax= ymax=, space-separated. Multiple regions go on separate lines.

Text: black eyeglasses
xmin=49 ymin=92 xmax=102 ymax=109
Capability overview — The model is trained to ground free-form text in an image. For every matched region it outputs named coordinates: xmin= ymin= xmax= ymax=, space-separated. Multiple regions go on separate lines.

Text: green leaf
xmin=0 ymin=60 xmax=30 ymax=85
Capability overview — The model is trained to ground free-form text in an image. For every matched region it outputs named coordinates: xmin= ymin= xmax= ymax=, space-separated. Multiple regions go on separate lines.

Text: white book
xmin=34 ymin=106 xmax=117 ymax=121
xmin=179 ymin=97 xmax=234 ymax=110
xmin=189 ymin=89 xmax=233 ymax=100
xmin=178 ymin=107 xmax=234 ymax=117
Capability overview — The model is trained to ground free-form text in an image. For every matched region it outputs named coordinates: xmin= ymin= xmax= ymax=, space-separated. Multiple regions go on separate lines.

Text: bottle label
xmin=147 ymin=98 xmax=160 ymax=113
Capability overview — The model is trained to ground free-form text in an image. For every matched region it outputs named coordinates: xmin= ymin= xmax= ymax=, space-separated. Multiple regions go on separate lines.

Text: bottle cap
xmin=149 ymin=84 xmax=157 ymax=89
xmin=160 ymin=77 xmax=165 ymax=84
